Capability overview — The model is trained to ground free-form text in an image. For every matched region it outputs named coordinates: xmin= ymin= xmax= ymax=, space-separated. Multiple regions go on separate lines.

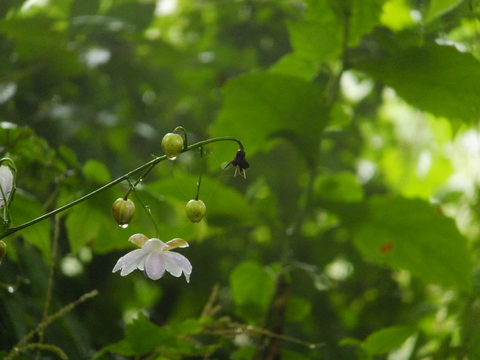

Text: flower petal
xmin=164 ymin=238 xmax=189 ymax=251
xmin=164 ymin=252 xmax=192 ymax=282
xmin=128 ymin=234 xmax=149 ymax=247
xmin=0 ymin=165 xmax=13 ymax=209
xmin=112 ymin=249 xmax=146 ymax=276
xmin=164 ymin=254 xmax=183 ymax=278
xmin=143 ymin=238 xmax=167 ymax=253
xmin=144 ymin=252 xmax=166 ymax=280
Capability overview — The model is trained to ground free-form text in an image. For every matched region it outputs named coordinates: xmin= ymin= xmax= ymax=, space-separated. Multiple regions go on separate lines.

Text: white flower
xmin=112 ymin=235 xmax=192 ymax=282
xmin=0 ymin=165 xmax=13 ymax=209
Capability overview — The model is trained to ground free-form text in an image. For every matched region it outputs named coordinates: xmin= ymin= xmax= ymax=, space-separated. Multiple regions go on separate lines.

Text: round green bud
xmin=185 ymin=199 xmax=206 ymax=223
xmin=161 ymin=133 xmax=184 ymax=160
xmin=112 ymin=198 xmax=135 ymax=228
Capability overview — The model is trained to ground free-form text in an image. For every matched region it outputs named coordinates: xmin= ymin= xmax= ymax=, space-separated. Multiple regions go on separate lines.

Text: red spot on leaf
xmin=380 ymin=241 xmax=394 ymax=254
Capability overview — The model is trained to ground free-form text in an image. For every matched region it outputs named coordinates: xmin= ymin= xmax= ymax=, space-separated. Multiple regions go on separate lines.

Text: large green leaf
xmin=286 ymin=1 xmax=342 ymax=63
xmin=351 ymin=196 xmax=472 ymax=291
xmin=146 ymin=173 xmax=255 ymax=227
xmin=349 ymin=0 xmax=388 ymax=46
xmin=213 ymin=72 xmax=329 ymax=160
xmin=0 ymin=16 xmax=83 ymax=77
xmin=426 ymin=0 xmax=463 ymax=21
xmin=364 ymin=325 xmax=417 ymax=355
xmin=355 ymin=44 xmax=480 ymax=122
xmin=7 ymin=191 xmax=51 ymax=262
xmin=230 ymin=261 xmax=276 ymax=324
xmin=285 ymin=0 xmax=386 ymax=64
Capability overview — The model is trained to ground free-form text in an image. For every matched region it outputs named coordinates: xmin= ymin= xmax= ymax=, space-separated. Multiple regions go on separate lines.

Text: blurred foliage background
xmin=1 ymin=0 xmax=480 ymax=359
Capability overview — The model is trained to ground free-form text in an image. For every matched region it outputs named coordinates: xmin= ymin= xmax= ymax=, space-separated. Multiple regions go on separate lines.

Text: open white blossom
xmin=0 ymin=165 xmax=13 ymax=209
xmin=112 ymin=234 xmax=192 ymax=282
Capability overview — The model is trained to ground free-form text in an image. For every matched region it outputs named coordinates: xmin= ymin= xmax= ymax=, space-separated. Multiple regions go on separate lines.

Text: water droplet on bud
xmin=119 ymin=224 xmax=129 ymax=229
xmin=7 ymin=286 xmax=14 ymax=293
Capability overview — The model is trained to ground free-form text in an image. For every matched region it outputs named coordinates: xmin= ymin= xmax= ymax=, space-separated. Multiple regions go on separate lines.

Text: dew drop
xmin=167 ymin=156 xmax=177 ymax=160
xmin=119 ymin=224 xmax=129 ymax=229
xmin=7 ymin=286 xmax=14 ymax=293
xmin=309 ymin=344 xmax=317 ymax=349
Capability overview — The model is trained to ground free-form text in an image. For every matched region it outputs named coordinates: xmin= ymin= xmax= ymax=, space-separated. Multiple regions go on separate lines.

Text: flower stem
xmin=195 ymin=147 xmax=204 ymax=201
xmin=0 ymin=136 xmax=244 ymax=240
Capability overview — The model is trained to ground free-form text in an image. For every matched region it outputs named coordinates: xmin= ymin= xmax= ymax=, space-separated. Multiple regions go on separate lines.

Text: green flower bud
xmin=185 ymin=199 xmax=206 ymax=223
xmin=112 ymin=198 xmax=136 ymax=228
xmin=0 ymin=241 xmax=6 ymax=264
xmin=161 ymin=133 xmax=184 ymax=160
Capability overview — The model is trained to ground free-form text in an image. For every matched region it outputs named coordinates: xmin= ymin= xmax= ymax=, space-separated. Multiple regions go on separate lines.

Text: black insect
xmin=225 ymin=149 xmax=249 ymax=178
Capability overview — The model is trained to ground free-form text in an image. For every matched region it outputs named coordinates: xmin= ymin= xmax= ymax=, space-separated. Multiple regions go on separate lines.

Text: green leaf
xmin=363 ymin=325 xmax=417 ymax=355
xmin=0 ymin=16 xmax=83 ymax=77
xmin=230 ymin=261 xmax=276 ymax=323
xmin=355 ymin=44 xmax=480 ymax=122
xmin=82 ymin=159 xmax=111 ymax=183
xmin=147 ymin=173 xmax=255 ymax=227
xmin=213 ymin=72 xmax=329 ymax=160
xmin=352 ymin=196 xmax=472 ymax=291
xmin=315 ymin=171 xmax=364 ymax=202
xmin=286 ymin=296 xmax=312 ymax=323
xmin=270 ymin=53 xmax=320 ymax=81
xmin=65 ymin=187 xmax=140 ymax=254
xmin=286 ymin=1 xmax=342 ymax=63
xmin=105 ymin=1 xmax=156 ymax=30
xmin=281 ymin=349 xmax=311 ymax=360
xmin=426 ymin=0 xmax=463 ymax=21
xmin=125 ymin=314 xmax=175 ymax=354
xmin=7 ymin=191 xmax=50 ymax=262
xmin=349 ymin=0 xmax=389 ymax=46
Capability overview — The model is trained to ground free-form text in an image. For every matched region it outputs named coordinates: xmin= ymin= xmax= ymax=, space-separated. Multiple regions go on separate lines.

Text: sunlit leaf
xmin=349 ymin=0 xmax=388 ymax=46
xmin=363 ymin=325 xmax=417 ymax=355
xmin=426 ymin=0 xmax=463 ymax=21
xmin=352 ymin=196 xmax=472 ymax=291
xmin=355 ymin=44 xmax=480 ymax=122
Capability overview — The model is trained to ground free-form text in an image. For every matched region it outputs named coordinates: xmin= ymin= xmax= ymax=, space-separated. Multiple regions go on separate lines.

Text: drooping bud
xmin=128 ymin=233 xmax=149 ymax=247
xmin=161 ymin=133 xmax=184 ymax=160
xmin=112 ymin=198 xmax=136 ymax=228
xmin=0 ymin=161 xmax=15 ymax=209
xmin=185 ymin=199 xmax=206 ymax=223
xmin=0 ymin=241 xmax=6 ymax=264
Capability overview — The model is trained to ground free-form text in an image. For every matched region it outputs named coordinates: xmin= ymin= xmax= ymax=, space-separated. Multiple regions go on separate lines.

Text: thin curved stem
xmin=195 ymin=147 xmax=204 ymax=201
xmin=0 ymin=136 xmax=244 ymax=240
